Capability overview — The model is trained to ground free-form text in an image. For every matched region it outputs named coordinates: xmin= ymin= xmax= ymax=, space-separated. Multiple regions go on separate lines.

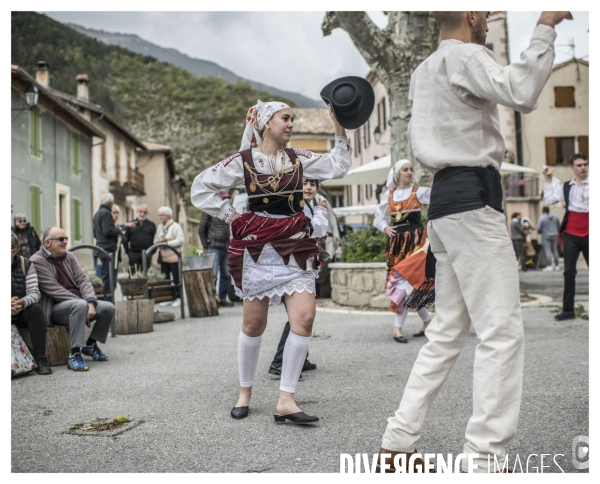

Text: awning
xmin=323 ymin=156 xmax=538 ymax=187
xmin=332 ymin=204 xmax=378 ymax=217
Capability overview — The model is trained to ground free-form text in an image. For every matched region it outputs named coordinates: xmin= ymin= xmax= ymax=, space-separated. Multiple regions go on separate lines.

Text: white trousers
xmin=381 ymin=207 xmax=524 ymax=473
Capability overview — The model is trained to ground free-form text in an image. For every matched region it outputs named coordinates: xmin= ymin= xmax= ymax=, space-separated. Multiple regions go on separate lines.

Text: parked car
xmin=226 ymin=189 xmax=342 ymax=300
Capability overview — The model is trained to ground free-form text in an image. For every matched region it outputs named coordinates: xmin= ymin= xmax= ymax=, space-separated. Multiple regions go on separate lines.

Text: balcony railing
xmin=127 ymin=166 xmax=145 ymax=193
xmin=505 ymin=174 xmax=539 ymax=199
xmin=109 ymin=167 xmax=145 ymax=196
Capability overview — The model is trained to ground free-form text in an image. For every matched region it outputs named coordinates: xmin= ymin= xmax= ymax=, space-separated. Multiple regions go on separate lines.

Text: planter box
xmin=186 ymin=253 xmax=215 ymax=270
xmin=122 ymin=279 xmax=175 ymax=302
xmin=329 ymin=262 xmax=389 ymax=309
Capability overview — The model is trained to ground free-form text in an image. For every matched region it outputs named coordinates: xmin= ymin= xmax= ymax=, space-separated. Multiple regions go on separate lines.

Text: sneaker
xmin=542 ymin=266 xmax=554 ymax=272
xmin=35 ymin=356 xmax=52 ymax=375
xmin=67 ymin=352 xmax=89 ymax=371
xmin=158 ymin=301 xmax=171 ymax=307
xmin=81 ymin=343 xmax=109 ymax=361
xmin=172 ymin=298 xmax=181 ymax=308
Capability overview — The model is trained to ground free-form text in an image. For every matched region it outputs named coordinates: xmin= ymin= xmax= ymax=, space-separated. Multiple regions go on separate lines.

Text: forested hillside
xmin=12 ymin=11 xmax=292 ymax=216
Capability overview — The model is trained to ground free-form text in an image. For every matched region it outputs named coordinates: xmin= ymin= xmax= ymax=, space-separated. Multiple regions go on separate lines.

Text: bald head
xmin=433 ymin=11 xmax=466 ymax=30
xmin=43 ymin=227 xmax=68 ymax=257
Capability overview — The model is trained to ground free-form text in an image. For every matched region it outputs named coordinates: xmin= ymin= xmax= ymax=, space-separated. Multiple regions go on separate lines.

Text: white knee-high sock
xmin=394 ymin=311 xmax=408 ymax=328
xmin=417 ymin=307 xmax=431 ymax=322
xmin=238 ymin=331 xmax=262 ymax=388
xmin=280 ymin=331 xmax=311 ymax=393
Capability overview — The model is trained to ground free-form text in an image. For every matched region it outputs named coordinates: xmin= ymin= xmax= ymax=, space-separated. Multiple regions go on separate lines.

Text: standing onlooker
xmin=93 ymin=193 xmax=123 ymax=298
xmin=543 ymin=153 xmax=589 ymax=320
xmin=111 ymin=204 xmax=126 ymax=282
xmin=537 ymin=206 xmax=561 ymax=271
xmin=155 ymin=206 xmax=184 ymax=308
xmin=124 ymin=204 xmax=156 ymax=274
xmin=11 ymin=233 xmax=51 ymax=375
xmin=198 ymin=189 xmax=234 ymax=307
xmin=12 ymin=213 xmax=41 ymax=258
xmin=510 ymin=212 xmax=527 ymax=271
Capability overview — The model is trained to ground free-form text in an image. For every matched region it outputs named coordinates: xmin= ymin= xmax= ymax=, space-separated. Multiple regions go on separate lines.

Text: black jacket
xmin=93 ymin=204 xmax=121 ymax=252
xmin=125 ymin=219 xmax=157 ymax=253
xmin=198 ymin=212 xmax=231 ymax=250
xmin=11 ymin=256 xmax=31 ymax=299
xmin=12 ymin=223 xmax=41 ymax=258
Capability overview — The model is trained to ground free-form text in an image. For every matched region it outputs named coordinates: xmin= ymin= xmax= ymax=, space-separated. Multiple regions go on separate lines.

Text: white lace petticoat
xmin=233 ymin=243 xmax=319 ymax=305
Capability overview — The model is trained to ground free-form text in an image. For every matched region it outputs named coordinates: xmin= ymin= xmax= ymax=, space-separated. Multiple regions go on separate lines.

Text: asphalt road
xmin=12 ymin=279 xmax=589 ymax=473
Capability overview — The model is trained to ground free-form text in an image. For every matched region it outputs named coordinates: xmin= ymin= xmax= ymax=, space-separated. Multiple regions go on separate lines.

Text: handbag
xmin=11 ymin=324 xmax=37 ymax=378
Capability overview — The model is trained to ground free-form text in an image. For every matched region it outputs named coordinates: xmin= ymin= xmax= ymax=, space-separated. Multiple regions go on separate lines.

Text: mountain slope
xmin=67 ymin=23 xmax=322 ymax=108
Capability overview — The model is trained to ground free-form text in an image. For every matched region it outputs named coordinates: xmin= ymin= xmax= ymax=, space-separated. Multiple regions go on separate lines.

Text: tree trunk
xmin=18 ymin=326 xmax=71 ymax=366
xmin=322 ymin=11 xmax=439 ymax=185
xmin=183 ymin=269 xmax=219 ymax=318
xmin=115 ymin=299 xmax=154 ymax=334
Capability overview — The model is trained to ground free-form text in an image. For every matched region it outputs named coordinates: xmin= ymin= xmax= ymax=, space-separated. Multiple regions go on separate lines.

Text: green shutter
xmin=72 ymin=133 xmax=81 ymax=175
xmin=30 ymin=107 xmax=41 ymax=157
xmin=30 ymin=185 xmax=41 ymax=232
xmin=72 ymin=198 xmax=82 ymax=241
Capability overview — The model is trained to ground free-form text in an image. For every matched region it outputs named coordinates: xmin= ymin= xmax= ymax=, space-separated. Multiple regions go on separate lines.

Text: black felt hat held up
xmin=320 ymin=76 xmax=375 ymax=130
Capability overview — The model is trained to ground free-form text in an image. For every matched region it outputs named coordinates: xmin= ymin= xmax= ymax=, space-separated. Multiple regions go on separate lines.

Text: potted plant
xmin=88 ymin=274 xmax=104 ymax=295
xmin=118 ymin=268 xmax=148 ymax=298
xmin=185 ymin=245 xmax=215 ymax=270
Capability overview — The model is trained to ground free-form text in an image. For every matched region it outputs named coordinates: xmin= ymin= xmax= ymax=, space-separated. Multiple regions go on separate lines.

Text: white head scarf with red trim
xmin=240 ymin=100 xmax=291 ymax=151
xmin=386 ymin=159 xmax=413 ymax=189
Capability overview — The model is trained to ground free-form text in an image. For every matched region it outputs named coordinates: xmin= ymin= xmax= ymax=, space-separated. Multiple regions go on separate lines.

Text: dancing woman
xmin=191 ymin=100 xmax=350 ymax=424
xmin=374 ymin=160 xmax=433 ymax=343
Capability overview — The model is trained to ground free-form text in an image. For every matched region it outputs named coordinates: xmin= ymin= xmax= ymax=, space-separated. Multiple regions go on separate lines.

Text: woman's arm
xmin=373 ymin=191 xmax=392 ymax=233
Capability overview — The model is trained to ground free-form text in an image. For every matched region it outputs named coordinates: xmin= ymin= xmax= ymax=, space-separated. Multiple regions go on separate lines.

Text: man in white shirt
xmin=542 ymin=154 xmax=589 ymax=320
xmin=376 ymin=11 xmax=572 ymax=473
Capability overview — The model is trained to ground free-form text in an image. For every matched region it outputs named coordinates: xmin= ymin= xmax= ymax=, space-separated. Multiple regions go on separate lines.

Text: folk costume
xmin=373 ymin=160 xmax=432 ymax=333
xmin=378 ymin=24 xmax=558 ymax=473
xmin=191 ymin=100 xmax=351 ymax=396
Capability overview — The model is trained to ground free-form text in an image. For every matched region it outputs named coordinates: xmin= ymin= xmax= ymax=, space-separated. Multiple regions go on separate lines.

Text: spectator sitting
xmin=12 ymin=213 xmax=41 ymax=258
xmin=31 ymin=227 xmax=115 ymax=372
xmin=155 ymin=206 xmax=184 ymax=308
xmin=11 ymin=233 xmax=51 ymax=375
xmin=124 ymin=204 xmax=156 ymax=273
xmin=93 ymin=193 xmax=123 ymax=298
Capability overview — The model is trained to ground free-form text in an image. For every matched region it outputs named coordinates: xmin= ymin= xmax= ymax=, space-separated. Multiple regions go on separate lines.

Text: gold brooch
xmin=299 ymin=200 xmax=305 ymax=207
xmin=263 ymin=198 xmax=269 ymax=204
xmin=249 ymin=182 xmax=256 ymax=192
xmin=288 ymin=195 xmax=294 ymax=201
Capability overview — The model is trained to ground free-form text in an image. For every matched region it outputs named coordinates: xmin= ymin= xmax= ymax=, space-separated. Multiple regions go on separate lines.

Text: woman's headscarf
xmin=385 ymin=159 xmax=413 ymax=189
xmin=240 ymin=100 xmax=292 ymax=151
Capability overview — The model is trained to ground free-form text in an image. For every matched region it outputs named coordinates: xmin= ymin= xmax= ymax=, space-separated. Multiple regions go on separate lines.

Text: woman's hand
xmin=231 ymin=212 xmax=242 ymax=223
xmin=384 ymin=226 xmax=396 ymax=237
xmin=328 ymin=103 xmax=347 ymax=138
xmin=317 ymin=199 xmax=328 ymax=210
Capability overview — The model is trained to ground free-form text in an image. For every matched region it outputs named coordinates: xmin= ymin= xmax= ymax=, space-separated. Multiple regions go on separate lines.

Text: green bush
xmin=340 ymin=227 xmax=387 ymax=263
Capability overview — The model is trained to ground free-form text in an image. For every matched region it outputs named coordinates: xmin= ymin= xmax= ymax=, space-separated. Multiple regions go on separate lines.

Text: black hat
xmin=320 ymin=76 xmax=375 ymax=130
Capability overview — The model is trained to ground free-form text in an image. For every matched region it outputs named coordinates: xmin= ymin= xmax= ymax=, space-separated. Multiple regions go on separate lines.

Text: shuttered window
xmin=545 ymin=137 xmax=575 ymax=165
xmin=30 ymin=185 xmax=42 ymax=232
xmin=577 ymin=136 xmax=589 ymax=157
xmin=554 ymin=86 xmax=575 ymax=107
xmin=72 ymin=198 xmax=82 ymax=241
xmin=114 ymin=142 xmax=121 ymax=181
xmin=101 ymin=142 xmax=107 ymax=172
xmin=30 ymin=107 xmax=41 ymax=157
xmin=72 ymin=133 xmax=81 ymax=175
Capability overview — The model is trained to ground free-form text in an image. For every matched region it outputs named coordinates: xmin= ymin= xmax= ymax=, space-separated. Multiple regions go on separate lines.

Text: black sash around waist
xmin=428 ymin=166 xmax=503 ymax=221
xmin=390 ymin=210 xmax=422 ymax=231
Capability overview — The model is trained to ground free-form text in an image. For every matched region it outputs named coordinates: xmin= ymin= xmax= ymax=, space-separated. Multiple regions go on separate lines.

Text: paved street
xmin=12 ymin=271 xmax=589 ymax=473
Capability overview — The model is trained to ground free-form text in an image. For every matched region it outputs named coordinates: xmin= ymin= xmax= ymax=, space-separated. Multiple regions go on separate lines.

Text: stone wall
xmin=329 ymin=262 xmax=389 ymax=309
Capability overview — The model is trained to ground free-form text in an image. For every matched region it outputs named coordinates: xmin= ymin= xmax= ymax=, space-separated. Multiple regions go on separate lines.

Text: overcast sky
xmin=41 ymin=10 xmax=589 ymax=102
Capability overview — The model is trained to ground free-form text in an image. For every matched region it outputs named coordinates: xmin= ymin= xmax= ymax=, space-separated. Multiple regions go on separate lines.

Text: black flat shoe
xmin=302 ymin=359 xmax=317 ymax=372
xmin=393 ymin=336 xmax=408 ymax=343
xmin=554 ymin=311 xmax=576 ymax=320
xmin=274 ymin=412 xmax=319 ymax=424
xmin=413 ymin=331 xmax=426 ymax=338
xmin=230 ymin=406 xmax=249 ymax=419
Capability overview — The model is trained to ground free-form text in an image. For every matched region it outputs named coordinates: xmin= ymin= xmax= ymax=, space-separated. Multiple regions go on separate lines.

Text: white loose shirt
xmin=191 ymin=137 xmax=352 ymax=222
xmin=304 ymin=203 xmax=329 ymax=239
xmin=374 ymin=186 xmax=431 ymax=232
xmin=408 ymin=24 xmax=557 ymax=173
xmin=543 ymin=176 xmax=589 ymax=213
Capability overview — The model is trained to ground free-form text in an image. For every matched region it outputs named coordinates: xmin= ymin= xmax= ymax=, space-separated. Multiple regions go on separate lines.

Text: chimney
xmin=36 ymin=61 xmax=49 ymax=88
xmin=76 ymin=74 xmax=89 ymax=101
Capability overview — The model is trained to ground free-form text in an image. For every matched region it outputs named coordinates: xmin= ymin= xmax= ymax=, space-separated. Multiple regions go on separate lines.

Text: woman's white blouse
xmin=373 ymin=186 xmax=431 ymax=232
xmin=191 ymin=137 xmax=352 ymax=223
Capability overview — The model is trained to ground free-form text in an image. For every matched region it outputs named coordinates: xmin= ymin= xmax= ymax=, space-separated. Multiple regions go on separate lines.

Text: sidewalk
xmin=12 ymin=290 xmax=588 ymax=472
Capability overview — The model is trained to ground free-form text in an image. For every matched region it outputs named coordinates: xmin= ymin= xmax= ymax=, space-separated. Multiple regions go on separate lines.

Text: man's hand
xmin=124 ymin=221 xmax=137 ymax=228
xmin=384 ymin=226 xmax=397 ymax=237
xmin=87 ymin=302 xmax=97 ymax=322
xmin=537 ymin=11 xmax=573 ymax=28
xmin=542 ymin=166 xmax=554 ymax=182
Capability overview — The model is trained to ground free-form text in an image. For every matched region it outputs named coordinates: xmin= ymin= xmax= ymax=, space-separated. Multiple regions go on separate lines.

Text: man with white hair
xmin=154 ymin=206 xmax=184 ymax=307
xmin=124 ymin=203 xmax=157 ymax=273
xmin=93 ymin=193 xmax=123 ymax=297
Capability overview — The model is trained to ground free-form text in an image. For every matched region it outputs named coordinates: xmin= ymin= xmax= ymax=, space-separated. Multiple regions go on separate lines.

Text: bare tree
xmin=322 ymin=11 xmax=439 ymax=183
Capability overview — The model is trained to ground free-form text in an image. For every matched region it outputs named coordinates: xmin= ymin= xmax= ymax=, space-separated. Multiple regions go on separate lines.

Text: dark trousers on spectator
xmin=161 ymin=262 xmax=181 ymax=299
xmin=207 ymin=247 xmax=230 ymax=301
xmin=562 ymin=233 xmax=589 ymax=312
xmin=13 ymin=303 xmax=47 ymax=359
xmin=98 ymin=254 xmax=113 ymax=299
xmin=128 ymin=251 xmax=143 ymax=273
xmin=512 ymin=239 xmax=527 ymax=270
